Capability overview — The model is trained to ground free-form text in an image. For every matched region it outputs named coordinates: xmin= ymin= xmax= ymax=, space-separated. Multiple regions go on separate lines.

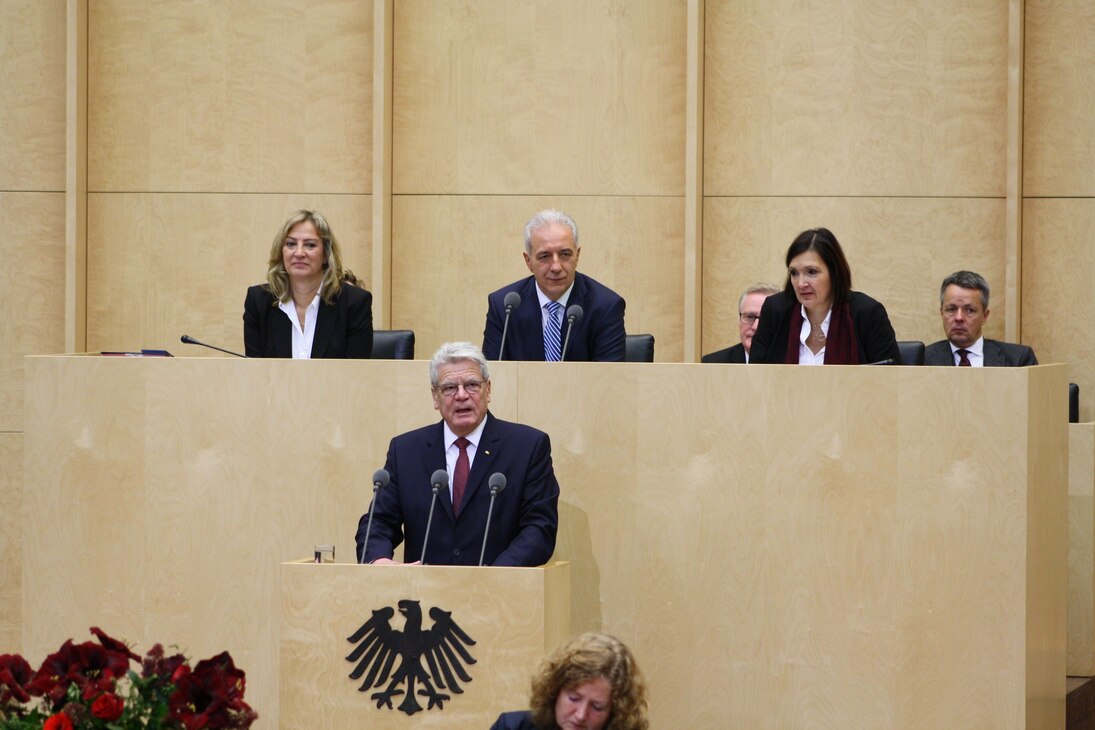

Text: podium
xmin=279 ymin=560 xmax=570 ymax=728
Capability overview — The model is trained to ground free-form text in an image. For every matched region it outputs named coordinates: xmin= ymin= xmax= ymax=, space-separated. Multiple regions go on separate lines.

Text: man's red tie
xmin=453 ymin=437 xmax=470 ymax=514
xmin=957 ymin=349 xmax=971 ymax=366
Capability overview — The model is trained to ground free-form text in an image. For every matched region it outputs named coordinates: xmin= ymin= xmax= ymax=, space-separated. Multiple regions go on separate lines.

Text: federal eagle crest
xmin=345 ymin=599 xmax=477 ymax=715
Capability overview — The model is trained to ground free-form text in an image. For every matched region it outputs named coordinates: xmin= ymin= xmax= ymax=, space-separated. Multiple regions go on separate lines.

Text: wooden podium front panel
xmin=279 ymin=561 xmax=569 ymax=729
xmin=1070 ymin=423 xmax=1095 ymax=676
xmin=522 ymin=362 xmax=1067 ymax=730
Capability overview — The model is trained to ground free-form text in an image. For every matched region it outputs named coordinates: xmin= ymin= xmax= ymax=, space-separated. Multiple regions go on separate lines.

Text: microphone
xmin=180 ymin=335 xmax=248 ymax=358
xmin=559 ymin=304 xmax=584 ymax=361
xmin=420 ymin=469 xmax=448 ymax=565
xmin=478 ymin=473 xmax=507 ymax=566
xmin=498 ymin=291 xmax=521 ymax=360
xmin=867 ymin=358 xmax=896 ymax=366
xmin=359 ymin=469 xmax=390 ymax=564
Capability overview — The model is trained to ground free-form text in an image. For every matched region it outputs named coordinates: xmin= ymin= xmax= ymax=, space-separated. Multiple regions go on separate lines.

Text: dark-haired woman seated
xmin=749 ymin=227 xmax=900 ymax=365
xmin=243 ymin=209 xmax=372 ymax=358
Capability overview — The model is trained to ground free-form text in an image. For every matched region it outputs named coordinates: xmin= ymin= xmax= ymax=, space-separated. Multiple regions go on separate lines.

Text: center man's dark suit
xmin=924 ymin=338 xmax=1038 ymax=366
xmin=356 ymin=412 xmax=560 ymax=567
xmin=702 ymin=343 xmax=747 ymax=363
xmin=482 ymin=272 xmax=626 ymax=361
xmin=243 ymin=283 xmax=373 ymax=358
xmin=749 ymin=290 xmax=902 ymax=364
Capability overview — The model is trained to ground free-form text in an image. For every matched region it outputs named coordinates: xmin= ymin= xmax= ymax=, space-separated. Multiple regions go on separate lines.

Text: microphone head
xmin=488 ymin=472 xmax=507 ymax=495
xmin=180 ymin=335 xmax=194 ymax=344
xmin=503 ymin=291 xmax=521 ymax=312
xmin=430 ymin=468 xmax=449 ymax=491
xmin=372 ymin=468 xmax=390 ymax=489
xmin=566 ymin=304 xmax=584 ymax=323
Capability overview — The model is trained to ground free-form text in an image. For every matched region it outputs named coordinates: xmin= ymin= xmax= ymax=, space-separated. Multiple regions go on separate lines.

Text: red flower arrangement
xmin=0 ymin=628 xmax=256 ymax=730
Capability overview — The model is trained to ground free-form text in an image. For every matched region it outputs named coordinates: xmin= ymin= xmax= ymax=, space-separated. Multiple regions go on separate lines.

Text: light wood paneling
xmin=704 ymin=2 xmax=1008 ymax=197
xmin=87 ymin=0 xmax=372 ymax=193
xmin=86 ymin=193 xmax=370 ymax=354
xmin=0 ymin=193 xmax=66 ymax=431
xmin=1023 ymin=199 xmax=1095 ymax=420
xmin=392 ymin=0 xmax=686 ymax=196
xmin=0 ymin=434 xmax=21 ymax=650
xmin=0 ymin=0 xmax=66 ymax=192
xmin=702 ymin=197 xmax=1006 ymax=357
xmin=1024 ymin=0 xmax=1095 ymax=196
xmin=392 ymin=195 xmax=684 ymax=361
xmin=1069 ymin=423 xmax=1095 ymax=676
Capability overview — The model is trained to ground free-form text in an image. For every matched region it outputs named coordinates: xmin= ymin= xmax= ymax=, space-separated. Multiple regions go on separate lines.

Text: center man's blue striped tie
xmin=544 ymin=300 xmax=563 ymax=361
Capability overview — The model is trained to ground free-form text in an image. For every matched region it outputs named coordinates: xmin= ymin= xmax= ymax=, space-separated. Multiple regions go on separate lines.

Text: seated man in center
xmin=482 ymin=209 xmax=626 ymax=361
xmin=356 ymin=342 xmax=560 ymax=567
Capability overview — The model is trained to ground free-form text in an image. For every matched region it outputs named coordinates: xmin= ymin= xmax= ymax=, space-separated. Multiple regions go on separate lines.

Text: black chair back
xmin=625 ymin=334 xmax=655 ymax=363
xmin=1070 ymin=382 xmax=1080 ymax=423
xmin=372 ymin=330 xmax=415 ymax=360
xmin=897 ymin=340 xmax=925 ymax=366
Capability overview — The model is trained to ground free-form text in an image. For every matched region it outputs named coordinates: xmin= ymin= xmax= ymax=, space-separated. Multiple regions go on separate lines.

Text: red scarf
xmin=784 ymin=301 xmax=859 ymax=364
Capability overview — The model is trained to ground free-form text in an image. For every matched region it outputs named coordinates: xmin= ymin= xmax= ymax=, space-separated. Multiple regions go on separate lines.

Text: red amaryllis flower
xmin=0 ymin=653 xmax=33 ymax=704
xmin=42 ymin=712 xmax=74 ymax=730
xmin=90 ymin=627 xmax=140 ymax=662
xmin=142 ymin=643 xmax=188 ymax=689
xmin=168 ymin=652 xmax=256 ymax=729
xmin=90 ymin=691 xmax=125 ymax=721
xmin=28 ymin=639 xmax=132 ymax=708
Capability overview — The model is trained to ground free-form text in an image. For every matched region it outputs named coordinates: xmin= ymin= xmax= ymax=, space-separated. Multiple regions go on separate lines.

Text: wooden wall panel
xmin=0 ymin=0 xmax=66 ymax=191
xmin=1068 ymin=423 xmax=1095 ymax=676
xmin=1024 ymin=0 xmax=1095 ymax=196
xmin=1023 ymin=199 xmax=1095 ymax=420
xmin=392 ymin=195 xmax=684 ymax=361
xmin=705 ymin=1 xmax=1008 ymax=197
xmin=702 ymin=197 xmax=1006 ymax=357
xmin=392 ymin=0 xmax=686 ymax=195
xmin=86 ymin=193 xmax=370 ymax=354
xmin=0 ymin=193 xmax=66 ymax=431
xmin=0 ymin=434 xmax=22 ymax=650
xmin=87 ymin=0 xmax=372 ymax=193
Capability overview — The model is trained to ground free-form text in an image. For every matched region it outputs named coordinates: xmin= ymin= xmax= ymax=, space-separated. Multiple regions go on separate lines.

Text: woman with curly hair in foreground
xmin=491 ymin=632 xmax=649 ymax=730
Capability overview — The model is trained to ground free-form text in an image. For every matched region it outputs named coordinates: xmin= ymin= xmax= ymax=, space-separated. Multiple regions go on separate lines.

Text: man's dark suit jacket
xmin=702 ymin=343 xmax=747 ymax=363
xmin=482 ymin=273 xmax=626 ymax=361
xmin=243 ymin=284 xmax=373 ymax=358
xmin=490 ymin=711 xmax=536 ymax=729
xmin=749 ymin=290 xmax=902 ymax=365
xmin=924 ymin=338 xmax=1038 ymax=366
xmin=356 ymin=412 xmax=560 ymax=567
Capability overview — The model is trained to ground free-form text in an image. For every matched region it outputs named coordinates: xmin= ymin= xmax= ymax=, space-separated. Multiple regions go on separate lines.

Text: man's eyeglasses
xmin=435 ymin=380 xmax=484 ymax=397
xmin=739 ymin=313 xmax=761 ymax=325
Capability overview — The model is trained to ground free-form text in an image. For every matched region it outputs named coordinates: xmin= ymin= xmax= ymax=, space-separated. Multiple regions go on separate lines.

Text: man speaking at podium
xmin=355 ymin=342 xmax=560 ymax=567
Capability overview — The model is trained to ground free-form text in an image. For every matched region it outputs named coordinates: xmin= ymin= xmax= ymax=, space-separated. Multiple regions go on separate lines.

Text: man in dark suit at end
xmin=924 ymin=270 xmax=1038 ymax=367
xmin=356 ymin=342 xmax=560 ymax=567
xmin=482 ymin=209 xmax=626 ymax=361
xmin=702 ymin=283 xmax=780 ymax=363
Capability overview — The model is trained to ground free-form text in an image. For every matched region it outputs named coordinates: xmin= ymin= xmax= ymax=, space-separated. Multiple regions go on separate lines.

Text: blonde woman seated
xmin=491 ymin=632 xmax=648 ymax=730
xmin=243 ymin=209 xmax=372 ymax=358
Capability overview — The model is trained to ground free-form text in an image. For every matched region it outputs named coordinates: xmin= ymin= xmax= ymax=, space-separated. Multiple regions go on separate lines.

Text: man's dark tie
xmin=453 ymin=437 xmax=470 ymax=514
xmin=957 ymin=349 xmax=971 ymax=366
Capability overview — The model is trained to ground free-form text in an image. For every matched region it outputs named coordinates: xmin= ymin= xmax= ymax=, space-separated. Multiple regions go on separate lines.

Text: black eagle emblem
xmin=345 ymin=599 xmax=477 ymax=715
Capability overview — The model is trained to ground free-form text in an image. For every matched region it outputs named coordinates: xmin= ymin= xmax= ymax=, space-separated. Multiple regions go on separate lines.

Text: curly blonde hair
xmin=264 ymin=209 xmax=345 ymax=305
xmin=528 ymin=632 xmax=648 ymax=730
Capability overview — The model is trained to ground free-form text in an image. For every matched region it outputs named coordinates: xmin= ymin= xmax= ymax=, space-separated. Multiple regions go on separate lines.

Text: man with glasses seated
xmin=702 ymin=283 xmax=780 ymax=363
xmin=356 ymin=342 xmax=560 ymax=567
xmin=925 ymin=270 xmax=1038 ymax=367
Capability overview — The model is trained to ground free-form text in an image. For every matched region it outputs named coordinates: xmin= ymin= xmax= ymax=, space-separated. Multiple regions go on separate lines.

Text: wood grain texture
xmin=1024 ymin=0 xmax=1095 ymax=196
xmin=0 ymin=193 xmax=67 ymax=431
xmin=280 ymin=561 xmax=569 ymax=728
xmin=392 ymin=195 xmax=684 ymax=361
xmin=704 ymin=1 xmax=1008 ymax=197
xmin=0 ymin=435 xmax=22 ymax=651
xmin=87 ymin=0 xmax=372 ymax=193
xmin=392 ymin=0 xmax=686 ymax=195
xmin=23 ymin=358 xmax=1067 ymax=727
xmin=1023 ymin=199 xmax=1095 ymax=421
xmin=85 ymin=193 xmax=370 ymax=354
xmin=702 ymin=197 xmax=1006 ymax=357
xmin=1069 ymin=423 xmax=1095 ymax=676
xmin=0 ymin=0 xmax=66 ymax=192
